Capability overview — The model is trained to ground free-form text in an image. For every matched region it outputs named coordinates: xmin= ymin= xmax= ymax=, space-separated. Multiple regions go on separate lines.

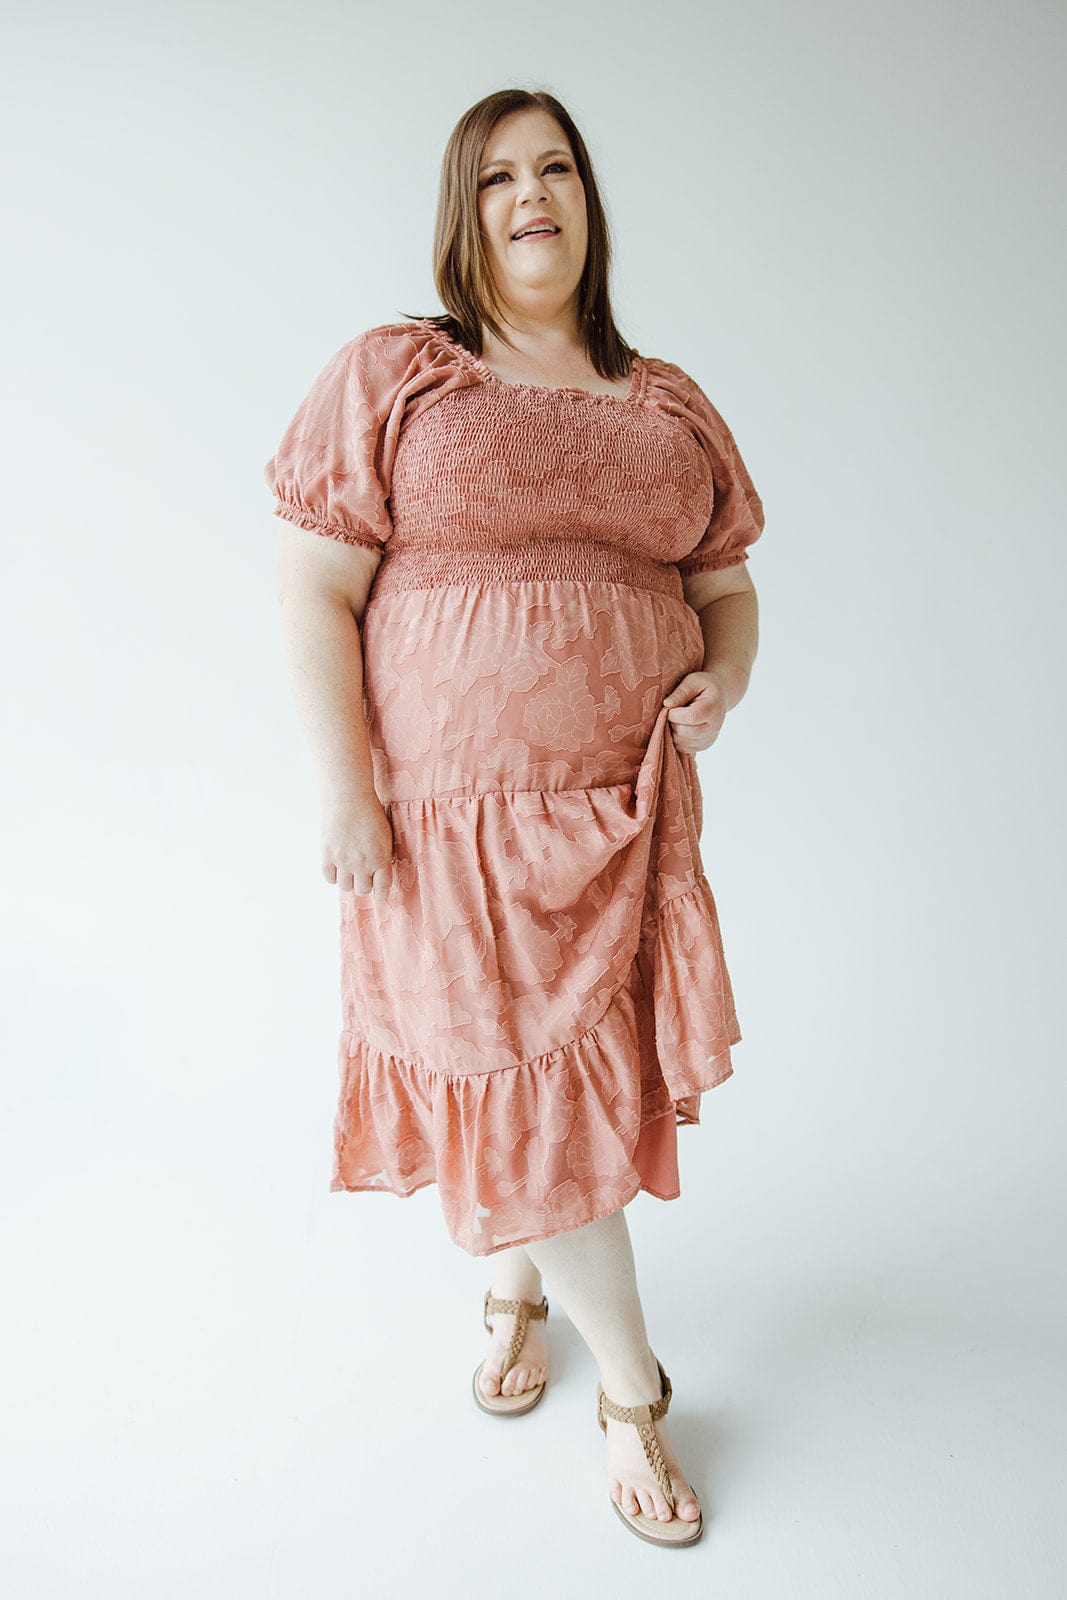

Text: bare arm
xmin=666 ymin=561 xmax=760 ymax=750
xmin=277 ymin=588 xmax=380 ymax=801
xmin=275 ymin=522 xmax=393 ymax=894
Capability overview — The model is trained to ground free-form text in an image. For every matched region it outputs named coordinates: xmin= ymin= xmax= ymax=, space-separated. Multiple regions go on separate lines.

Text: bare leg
xmin=477 ymin=1244 xmax=550 ymax=1399
xmin=521 ymin=1207 xmax=701 ymax=1524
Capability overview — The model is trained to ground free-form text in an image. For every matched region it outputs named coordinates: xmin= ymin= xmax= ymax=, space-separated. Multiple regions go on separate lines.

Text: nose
xmin=515 ymin=167 xmax=550 ymax=206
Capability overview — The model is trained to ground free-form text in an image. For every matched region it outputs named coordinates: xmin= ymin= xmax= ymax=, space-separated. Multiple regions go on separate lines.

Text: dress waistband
xmin=371 ymin=538 xmax=685 ymax=598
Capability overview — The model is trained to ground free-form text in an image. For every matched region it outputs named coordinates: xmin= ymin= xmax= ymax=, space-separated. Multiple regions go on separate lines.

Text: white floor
xmin=5 ymin=1061 xmax=1063 ymax=1600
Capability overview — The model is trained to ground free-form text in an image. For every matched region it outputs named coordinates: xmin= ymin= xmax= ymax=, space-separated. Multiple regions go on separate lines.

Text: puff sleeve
xmin=673 ymin=372 xmax=766 ymax=577
xmin=263 ymin=330 xmax=409 ymax=552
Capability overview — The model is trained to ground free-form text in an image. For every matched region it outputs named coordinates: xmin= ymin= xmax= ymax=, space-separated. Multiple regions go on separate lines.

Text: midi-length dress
xmin=263 ymin=318 xmax=765 ymax=1257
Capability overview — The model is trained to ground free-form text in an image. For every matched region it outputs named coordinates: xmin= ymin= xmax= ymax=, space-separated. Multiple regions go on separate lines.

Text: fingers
xmin=340 ymin=865 xmax=394 ymax=897
xmin=325 ymin=870 xmax=392 ymax=895
xmin=671 ymin=729 xmax=713 ymax=754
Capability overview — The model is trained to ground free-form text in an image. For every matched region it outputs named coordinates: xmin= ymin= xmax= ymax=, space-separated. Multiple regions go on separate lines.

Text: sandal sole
xmin=610 ymin=1495 xmax=703 ymax=1546
xmin=472 ymin=1359 xmax=546 ymax=1417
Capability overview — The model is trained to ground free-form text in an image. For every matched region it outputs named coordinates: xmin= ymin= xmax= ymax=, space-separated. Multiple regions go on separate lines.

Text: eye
xmin=482 ymin=160 xmax=571 ymax=187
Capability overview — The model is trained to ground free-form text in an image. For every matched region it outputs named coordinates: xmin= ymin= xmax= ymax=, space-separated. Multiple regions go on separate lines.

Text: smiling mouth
xmin=512 ymin=226 xmax=560 ymax=240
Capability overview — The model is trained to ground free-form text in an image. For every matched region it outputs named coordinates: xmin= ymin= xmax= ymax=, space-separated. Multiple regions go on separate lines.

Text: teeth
xmin=515 ymin=227 xmax=557 ymax=238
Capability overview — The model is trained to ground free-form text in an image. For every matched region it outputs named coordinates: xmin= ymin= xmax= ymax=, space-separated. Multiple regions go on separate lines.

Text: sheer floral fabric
xmin=263 ymin=319 xmax=765 ymax=1256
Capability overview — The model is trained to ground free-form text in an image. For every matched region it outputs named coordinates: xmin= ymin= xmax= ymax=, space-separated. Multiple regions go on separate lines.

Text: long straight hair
xmin=403 ymin=88 xmax=636 ymax=382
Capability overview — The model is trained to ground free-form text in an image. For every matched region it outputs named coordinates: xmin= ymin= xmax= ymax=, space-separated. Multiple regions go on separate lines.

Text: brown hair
xmin=402 ymin=88 xmax=637 ymax=381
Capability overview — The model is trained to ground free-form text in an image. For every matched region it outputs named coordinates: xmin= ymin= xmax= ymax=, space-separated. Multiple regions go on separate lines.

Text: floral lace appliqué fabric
xmin=263 ymin=320 xmax=765 ymax=1256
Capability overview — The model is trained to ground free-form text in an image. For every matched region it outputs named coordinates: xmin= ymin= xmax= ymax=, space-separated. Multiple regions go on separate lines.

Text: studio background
xmin=3 ymin=0 xmax=1064 ymax=1595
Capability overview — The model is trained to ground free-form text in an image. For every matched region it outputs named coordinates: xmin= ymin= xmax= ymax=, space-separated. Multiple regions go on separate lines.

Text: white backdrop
xmin=3 ymin=1 xmax=1064 ymax=1594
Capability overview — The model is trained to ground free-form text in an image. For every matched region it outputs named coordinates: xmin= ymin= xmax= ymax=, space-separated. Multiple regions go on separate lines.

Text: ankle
xmin=488 ymin=1276 xmax=543 ymax=1306
xmin=598 ymin=1349 xmax=663 ymax=1406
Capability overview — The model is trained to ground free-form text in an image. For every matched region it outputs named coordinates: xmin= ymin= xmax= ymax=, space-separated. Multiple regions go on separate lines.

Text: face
xmin=476 ymin=108 xmax=588 ymax=315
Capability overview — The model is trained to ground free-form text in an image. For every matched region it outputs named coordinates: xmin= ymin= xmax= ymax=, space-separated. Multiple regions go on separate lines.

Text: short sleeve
xmin=263 ymin=330 xmax=412 ymax=552
xmin=673 ymin=375 xmax=766 ymax=577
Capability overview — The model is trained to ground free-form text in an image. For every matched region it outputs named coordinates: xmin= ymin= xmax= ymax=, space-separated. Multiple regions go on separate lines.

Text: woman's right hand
xmin=320 ymin=790 xmax=395 ymax=898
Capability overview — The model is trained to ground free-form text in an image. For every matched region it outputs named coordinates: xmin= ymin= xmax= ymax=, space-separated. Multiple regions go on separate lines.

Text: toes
xmin=503 ymin=1362 xmax=545 ymax=1395
xmin=673 ymin=1480 xmax=700 ymax=1519
xmin=616 ymin=1476 xmax=690 ymax=1524
xmin=483 ymin=1313 xmax=548 ymax=1399
xmin=652 ymin=1492 xmax=673 ymax=1522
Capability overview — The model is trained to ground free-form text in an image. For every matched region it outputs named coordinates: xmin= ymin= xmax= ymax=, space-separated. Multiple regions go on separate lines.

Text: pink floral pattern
xmin=264 ymin=319 xmax=765 ymax=1255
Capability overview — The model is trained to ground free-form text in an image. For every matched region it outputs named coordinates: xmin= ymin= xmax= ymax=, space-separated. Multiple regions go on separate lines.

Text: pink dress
xmin=263 ymin=318 xmax=765 ymax=1257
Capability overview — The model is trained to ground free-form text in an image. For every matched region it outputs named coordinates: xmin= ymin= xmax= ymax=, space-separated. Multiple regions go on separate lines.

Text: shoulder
xmin=639 ymin=356 xmax=760 ymax=482
xmin=295 ymin=318 xmax=470 ymax=425
xmin=640 ymin=354 xmax=728 ymax=430
xmin=336 ymin=318 xmax=456 ymax=372
xmin=330 ymin=318 xmax=474 ymax=411
xmin=338 ymin=318 xmax=428 ymax=357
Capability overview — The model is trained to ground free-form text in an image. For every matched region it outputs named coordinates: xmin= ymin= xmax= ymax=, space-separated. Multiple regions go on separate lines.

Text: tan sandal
xmin=597 ymin=1355 xmax=704 ymax=1547
xmin=472 ymin=1289 xmax=549 ymax=1417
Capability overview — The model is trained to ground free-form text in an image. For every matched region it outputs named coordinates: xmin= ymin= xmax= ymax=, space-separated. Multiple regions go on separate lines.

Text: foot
xmin=477 ymin=1292 xmax=549 ymax=1399
xmin=601 ymin=1357 xmax=702 ymax=1525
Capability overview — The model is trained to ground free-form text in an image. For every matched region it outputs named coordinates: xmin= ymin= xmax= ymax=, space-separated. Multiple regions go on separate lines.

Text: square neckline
xmin=417 ymin=319 xmax=644 ymax=404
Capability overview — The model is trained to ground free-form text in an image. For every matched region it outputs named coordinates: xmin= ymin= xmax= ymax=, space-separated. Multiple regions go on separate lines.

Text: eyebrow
xmin=478 ymin=147 xmax=572 ymax=172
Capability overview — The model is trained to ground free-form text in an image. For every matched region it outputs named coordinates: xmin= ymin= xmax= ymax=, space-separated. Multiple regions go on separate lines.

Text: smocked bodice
xmin=263 ymin=318 xmax=764 ymax=596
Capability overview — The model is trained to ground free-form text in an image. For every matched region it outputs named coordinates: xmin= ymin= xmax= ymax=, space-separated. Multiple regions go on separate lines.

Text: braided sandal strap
xmin=483 ymin=1291 xmax=549 ymax=1380
xmin=596 ymin=1357 xmax=676 ymax=1513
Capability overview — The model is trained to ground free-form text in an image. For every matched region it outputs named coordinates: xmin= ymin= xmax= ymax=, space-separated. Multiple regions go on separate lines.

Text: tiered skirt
xmin=330 ymin=539 xmax=741 ymax=1256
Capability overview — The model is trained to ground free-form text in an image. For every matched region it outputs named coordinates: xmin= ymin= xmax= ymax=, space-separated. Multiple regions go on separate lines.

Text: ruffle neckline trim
xmin=413 ymin=317 xmax=649 ymax=405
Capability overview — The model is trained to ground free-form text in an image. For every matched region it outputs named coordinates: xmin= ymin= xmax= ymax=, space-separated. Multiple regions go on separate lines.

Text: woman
xmin=263 ymin=88 xmax=764 ymax=1548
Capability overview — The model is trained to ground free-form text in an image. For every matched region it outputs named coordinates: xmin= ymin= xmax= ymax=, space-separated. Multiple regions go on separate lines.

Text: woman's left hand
xmin=663 ymin=670 xmax=729 ymax=753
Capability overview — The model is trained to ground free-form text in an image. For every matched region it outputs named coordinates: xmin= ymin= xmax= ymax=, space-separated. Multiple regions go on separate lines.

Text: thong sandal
xmin=596 ymin=1355 xmax=704 ymax=1547
xmin=472 ymin=1290 xmax=549 ymax=1417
